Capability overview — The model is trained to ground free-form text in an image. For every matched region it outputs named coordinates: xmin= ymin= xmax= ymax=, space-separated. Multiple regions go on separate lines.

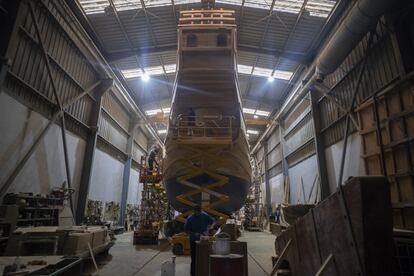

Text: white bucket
xmin=212 ymin=233 xmax=231 ymax=255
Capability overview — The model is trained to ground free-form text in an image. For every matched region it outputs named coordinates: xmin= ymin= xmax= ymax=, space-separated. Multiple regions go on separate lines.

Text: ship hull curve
xmin=164 ymin=174 xmax=250 ymax=214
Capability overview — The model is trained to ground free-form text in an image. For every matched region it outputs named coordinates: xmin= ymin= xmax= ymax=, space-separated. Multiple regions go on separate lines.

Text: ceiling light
xmin=142 ymin=73 xmax=150 ymax=82
xmin=267 ymin=76 xmax=275 ymax=83
xmin=254 ymin=115 xmax=259 ymax=119
xmin=247 ymin=129 xmax=259 ymax=135
xmin=158 ymin=129 xmax=167 ymax=134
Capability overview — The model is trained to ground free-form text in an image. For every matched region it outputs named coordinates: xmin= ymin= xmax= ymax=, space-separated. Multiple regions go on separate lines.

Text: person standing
xmin=147 ymin=146 xmax=161 ymax=172
xmin=184 ymin=205 xmax=215 ymax=276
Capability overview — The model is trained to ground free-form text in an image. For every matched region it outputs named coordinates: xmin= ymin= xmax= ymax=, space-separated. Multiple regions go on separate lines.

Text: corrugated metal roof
xmin=76 ymin=0 xmax=339 ymax=137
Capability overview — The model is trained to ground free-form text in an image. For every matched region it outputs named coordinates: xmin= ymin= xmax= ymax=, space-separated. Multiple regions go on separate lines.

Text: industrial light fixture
xmin=247 ymin=129 xmax=259 ymax=135
xmin=267 ymin=76 xmax=275 ymax=83
xmin=253 ymin=115 xmax=259 ymax=119
xmin=142 ymin=73 xmax=150 ymax=82
xmin=158 ymin=129 xmax=167 ymax=134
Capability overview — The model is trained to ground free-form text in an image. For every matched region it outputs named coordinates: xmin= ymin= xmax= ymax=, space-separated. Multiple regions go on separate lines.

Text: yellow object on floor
xmin=171 ymin=232 xmax=190 ymax=255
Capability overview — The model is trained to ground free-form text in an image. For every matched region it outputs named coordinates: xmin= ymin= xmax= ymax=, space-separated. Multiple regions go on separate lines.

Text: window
xmin=187 ymin=34 xmax=198 ymax=47
xmin=217 ymin=34 xmax=228 ymax=47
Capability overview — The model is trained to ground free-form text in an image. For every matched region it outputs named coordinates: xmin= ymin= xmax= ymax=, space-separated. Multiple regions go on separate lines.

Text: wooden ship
xmin=163 ymin=2 xmax=252 ymax=221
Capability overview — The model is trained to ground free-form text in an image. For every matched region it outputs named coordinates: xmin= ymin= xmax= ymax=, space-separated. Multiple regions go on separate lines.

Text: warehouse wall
xmin=269 ymin=173 xmax=283 ymax=208
xmin=0 ymin=92 xmax=85 ymax=212
xmin=258 ymin=15 xmax=403 ymax=211
xmin=0 ymin=0 xmax=155 ymax=222
xmin=88 ymin=150 xmax=124 ymax=203
xmin=127 ymin=168 xmax=142 ymax=205
xmin=324 ymin=133 xmax=364 ymax=192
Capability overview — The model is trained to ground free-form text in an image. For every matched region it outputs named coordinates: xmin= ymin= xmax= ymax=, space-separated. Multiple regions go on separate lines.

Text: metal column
xmin=310 ymin=91 xmax=330 ymax=199
xmin=263 ymin=142 xmax=272 ymax=219
xmin=119 ymin=118 xmax=140 ymax=227
xmin=75 ymin=79 xmax=113 ymax=224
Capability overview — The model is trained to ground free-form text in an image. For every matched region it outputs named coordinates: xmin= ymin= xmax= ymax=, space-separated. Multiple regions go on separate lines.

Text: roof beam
xmin=106 ymin=44 xmax=310 ymax=64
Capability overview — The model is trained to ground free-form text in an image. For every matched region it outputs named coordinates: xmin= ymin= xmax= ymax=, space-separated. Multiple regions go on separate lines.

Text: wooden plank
xmin=275 ymin=177 xmax=393 ymax=275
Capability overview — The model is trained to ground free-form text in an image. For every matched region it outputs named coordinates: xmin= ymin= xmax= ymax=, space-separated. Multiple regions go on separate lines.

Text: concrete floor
xmin=86 ymin=230 xmax=275 ymax=276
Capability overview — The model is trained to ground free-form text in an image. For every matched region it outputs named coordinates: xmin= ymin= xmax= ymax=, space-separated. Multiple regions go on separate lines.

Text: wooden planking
xmin=357 ymin=78 xmax=414 ymax=228
xmin=275 ymin=177 xmax=394 ymax=275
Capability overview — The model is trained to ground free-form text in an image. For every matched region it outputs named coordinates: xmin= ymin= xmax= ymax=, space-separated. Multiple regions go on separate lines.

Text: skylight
xmin=121 ymin=64 xmax=177 ymax=79
xmin=243 ymin=108 xmax=256 ymax=115
xmin=164 ymin=64 xmax=176 ymax=74
xmin=253 ymin=67 xmax=273 ymax=78
xmin=145 ymin=107 xmax=171 ymax=116
xmin=243 ymin=108 xmax=271 ymax=117
xmin=237 ymin=65 xmax=293 ymax=81
xmin=273 ymin=70 xmax=293 ymax=80
xmin=123 ymin=63 xmax=292 ymax=81
xmin=255 ymin=109 xmax=270 ymax=117
xmin=122 ymin=68 xmax=144 ymax=78
xmin=237 ymin=65 xmax=253 ymax=75
xmin=162 ymin=107 xmax=171 ymax=114
xmin=158 ymin=129 xmax=167 ymax=134
xmin=79 ymin=0 xmax=335 ymax=18
xmin=79 ymin=0 xmax=199 ymax=14
xmin=145 ymin=109 xmax=162 ymax=115
xmin=247 ymin=129 xmax=259 ymax=135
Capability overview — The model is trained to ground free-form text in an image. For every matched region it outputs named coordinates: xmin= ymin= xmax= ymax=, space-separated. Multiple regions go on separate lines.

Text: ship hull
xmin=164 ymin=174 xmax=250 ymax=214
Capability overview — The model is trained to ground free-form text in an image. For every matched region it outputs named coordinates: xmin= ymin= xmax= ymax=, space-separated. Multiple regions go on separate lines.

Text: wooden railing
xmin=170 ymin=115 xmax=233 ymax=144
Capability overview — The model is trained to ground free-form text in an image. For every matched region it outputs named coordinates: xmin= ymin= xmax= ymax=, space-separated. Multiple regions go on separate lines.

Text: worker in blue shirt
xmin=184 ymin=205 xmax=215 ymax=276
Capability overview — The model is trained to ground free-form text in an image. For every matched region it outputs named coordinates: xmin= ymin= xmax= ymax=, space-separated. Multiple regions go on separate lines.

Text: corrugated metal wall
xmin=318 ymin=19 xmax=400 ymax=147
xmin=259 ymin=17 xmax=404 ymax=209
xmin=0 ymin=0 xmax=153 ymax=207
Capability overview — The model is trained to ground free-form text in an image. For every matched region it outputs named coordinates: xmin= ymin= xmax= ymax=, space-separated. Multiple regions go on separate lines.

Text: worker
xmin=148 ymin=145 xmax=161 ymax=172
xmin=187 ymin=108 xmax=196 ymax=136
xmin=274 ymin=204 xmax=282 ymax=224
xmin=184 ymin=205 xmax=215 ymax=276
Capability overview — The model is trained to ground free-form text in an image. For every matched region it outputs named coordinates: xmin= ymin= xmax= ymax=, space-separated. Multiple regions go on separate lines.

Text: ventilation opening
xmin=187 ymin=34 xmax=198 ymax=47
xmin=217 ymin=34 xmax=227 ymax=47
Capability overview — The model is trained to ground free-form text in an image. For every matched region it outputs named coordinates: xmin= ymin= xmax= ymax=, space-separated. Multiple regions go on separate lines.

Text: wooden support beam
xmin=270 ymin=239 xmax=292 ymax=276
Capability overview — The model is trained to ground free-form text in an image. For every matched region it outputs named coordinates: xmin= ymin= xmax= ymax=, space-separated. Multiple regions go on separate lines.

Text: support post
xmin=279 ymin=123 xmax=290 ymax=204
xmin=310 ymin=91 xmax=330 ymax=199
xmin=263 ymin=142 xmax=272 ymax=220
xmin=119 ymin=118 xmax=140 ymax=227
xmin=75 ymin=79 xmax=113 ymax=224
